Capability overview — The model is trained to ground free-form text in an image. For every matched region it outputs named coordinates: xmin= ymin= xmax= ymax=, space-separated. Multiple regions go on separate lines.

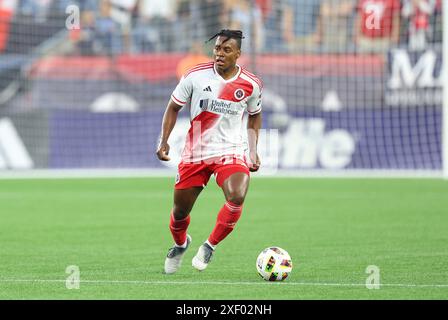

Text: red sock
xmin=169 ymin=212 xmax=190 ymax=246
xmin=208 ymin=201 xmax=243 ymax=246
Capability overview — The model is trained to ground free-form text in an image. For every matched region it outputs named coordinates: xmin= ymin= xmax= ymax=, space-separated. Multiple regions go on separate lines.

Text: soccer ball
xmin=256 ymin=247 xmax=293 ymax=281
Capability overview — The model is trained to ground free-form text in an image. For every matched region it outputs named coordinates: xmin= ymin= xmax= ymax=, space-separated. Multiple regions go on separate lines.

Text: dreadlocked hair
xmin=207 ymin=29 xmax=245 ymax=49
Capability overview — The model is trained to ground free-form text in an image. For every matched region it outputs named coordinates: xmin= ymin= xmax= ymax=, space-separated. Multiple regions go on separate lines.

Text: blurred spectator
xmin=78 ymin=0 xmax=98 ymax=11
xmin=0 ymin=0 xmax=16 ymax=53
xmin=7 ymin=0 xmax=68 ymax=53
xmin=430 ymin=0 xmax=442 ymax=43
xmin=69 ymin=0 xmax=98 ymax=55
xmin=228 ymin=0 xmax=264 ymax=53
xmin=132 ymin=0 xmax=176 ymax=52
xmin=70 ymin=5 xmax=96 ymax=55
xmin=19 ymin=0 xmax=54 ymax=22
xmin=402 ymin=0 xmax=436 ymax=51
xmin=173 ymin=0 xmax=205 ymax=52
xmin=355 ymin=0 xmax=401 ymax=53
xmin=108 ymin=0 xmax=138 ymax=54
xmin=94 ymin=0 xmax=123 ymax=55
xmin=176 ymin=41 xmax=211 ymax=79
xmin=263 ymin=0 xmax=287 ymax=52
xmin=256 ymin=0 xmax=272 ymax=21
xmin=199 ymin=0 xmax=227 ymax=41
xmin=318 ymin=0 xmax=356 ymax=53
xmin=283 ymin=0 xmax=322 ymax=53
xmin=69 ymin=0 xmax=132 ymax=56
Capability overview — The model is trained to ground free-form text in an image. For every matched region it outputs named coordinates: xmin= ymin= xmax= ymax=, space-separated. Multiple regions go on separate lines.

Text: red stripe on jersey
xmin=241 ymin=68 xmax=261 ymax=82
xmin=248 ymin=106 xmax=262 ymax=115
xmin=184 ymin=62 xmax=214 ymax=78
xmin=184 ymin=66 xmax=213 ymax=78
xmin=193 ymin=61 xmax=214 ymax=68
xmin=184 ymin=111 xmax=220 ymax=159
xmin=187 ymin=61 xmax=214 ymax=71
xmin=242 ymin=71 xmax=263 ymax=89
xmin=218 ymin=76 xmax=254 ymax=102
xmin=187 ymin=62 xmax=214 ymax=73
xmin=171 ymin=95 xmax=185 ymax=105
xmin=241 ymin=69 xmax=263 ymax=89
xmin=191 ymin=110 xmax=220 ymax=132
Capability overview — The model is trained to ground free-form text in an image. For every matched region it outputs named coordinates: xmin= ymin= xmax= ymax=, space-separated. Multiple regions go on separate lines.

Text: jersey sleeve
xmin=247 ymin=83 xmax=262 ymax=115
xmin=171 ymin=75 xmax=193 ymax=107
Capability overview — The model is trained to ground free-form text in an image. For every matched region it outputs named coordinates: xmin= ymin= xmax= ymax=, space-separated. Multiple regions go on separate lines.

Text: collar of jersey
xmin=213 ymin=64 xmax=241 ymax=83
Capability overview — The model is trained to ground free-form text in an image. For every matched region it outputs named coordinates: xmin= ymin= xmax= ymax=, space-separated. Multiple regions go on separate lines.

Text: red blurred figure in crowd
xmin=402 ymin=0 xmax=437 ymax=50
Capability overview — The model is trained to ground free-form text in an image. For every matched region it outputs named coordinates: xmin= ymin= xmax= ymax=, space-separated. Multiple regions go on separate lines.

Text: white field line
xmin=1 ymin=279 xmax=448 ymax=288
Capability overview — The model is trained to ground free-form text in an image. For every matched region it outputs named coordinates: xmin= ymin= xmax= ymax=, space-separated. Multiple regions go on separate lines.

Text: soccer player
xmin=156 ymin=29 xmax=262 ymax=274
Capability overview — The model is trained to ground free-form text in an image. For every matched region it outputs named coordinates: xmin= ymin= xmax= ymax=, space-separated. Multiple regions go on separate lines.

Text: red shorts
xmin=175 ymin=156 xmax=250 ymax=189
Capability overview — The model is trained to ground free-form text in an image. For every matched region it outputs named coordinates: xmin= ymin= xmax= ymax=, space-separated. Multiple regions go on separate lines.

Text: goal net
xmin=0 ymin=0 xmax=444 ymax=176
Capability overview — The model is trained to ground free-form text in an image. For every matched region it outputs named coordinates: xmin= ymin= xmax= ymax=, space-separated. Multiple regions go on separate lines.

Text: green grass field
xmin=0 ymin=177 xmax=447 ymax=299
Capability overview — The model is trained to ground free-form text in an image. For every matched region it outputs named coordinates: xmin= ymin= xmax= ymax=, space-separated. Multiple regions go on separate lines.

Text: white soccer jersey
xmin=171 ymin=62 xmax=263 ymax=163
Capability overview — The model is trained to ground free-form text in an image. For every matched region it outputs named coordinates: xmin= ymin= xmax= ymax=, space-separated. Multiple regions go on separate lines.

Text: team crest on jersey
xmin=234 ymin=89 xmax=245 ymax=101
xmin=199 ymin=99 xmax=209 ymax=110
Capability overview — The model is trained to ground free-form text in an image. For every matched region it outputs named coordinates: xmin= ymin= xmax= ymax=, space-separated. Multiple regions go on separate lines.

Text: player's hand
xmin=249 ymin=152 xmax=260 ymax=172
xmin=156 ymin=141 xmax=171 ymax=161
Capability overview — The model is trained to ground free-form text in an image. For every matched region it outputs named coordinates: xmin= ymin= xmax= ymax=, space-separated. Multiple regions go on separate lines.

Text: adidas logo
xmin=203 ymin=86 xmax=212 ymax=92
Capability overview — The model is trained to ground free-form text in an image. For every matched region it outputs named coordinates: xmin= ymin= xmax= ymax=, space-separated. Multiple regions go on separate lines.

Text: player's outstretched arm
xmin=247 ymin=112 xmax=262 ymax=172
xmin=156 ymin=99 xmax=183 ymax=161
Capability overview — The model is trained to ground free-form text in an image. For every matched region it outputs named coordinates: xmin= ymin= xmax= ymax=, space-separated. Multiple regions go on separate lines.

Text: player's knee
xmin=172 ymin=206 xmax=190 ymax=220
xmin=226 ymin=193 xmax=246 ymax=206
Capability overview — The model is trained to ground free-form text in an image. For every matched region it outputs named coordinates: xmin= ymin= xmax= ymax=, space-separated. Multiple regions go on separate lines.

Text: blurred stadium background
xmin=0 ymin=0 xmax=445 ymax=177
xmin=1 ymin=1 xmax=448 ymax=300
